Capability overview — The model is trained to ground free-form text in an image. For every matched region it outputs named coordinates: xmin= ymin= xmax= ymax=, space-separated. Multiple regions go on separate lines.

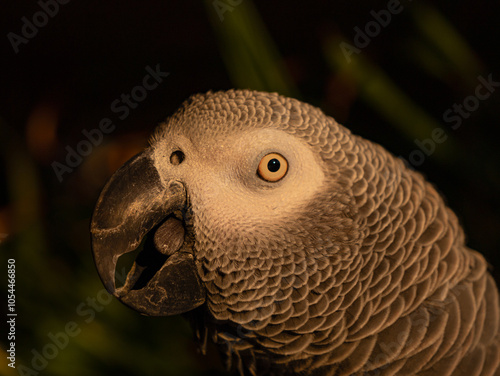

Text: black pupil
xmin=267 ymin=158 xmax=280 ymax=173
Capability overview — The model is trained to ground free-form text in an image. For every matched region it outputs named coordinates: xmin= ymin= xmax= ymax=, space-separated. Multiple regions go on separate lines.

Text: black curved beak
xmin=90 ymin=150 xmax=206 ymax=316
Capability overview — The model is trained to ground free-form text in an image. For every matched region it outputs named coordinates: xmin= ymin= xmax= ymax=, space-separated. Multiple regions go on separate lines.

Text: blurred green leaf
xmin=408 ymin=3 xmax=483 ymax=89
xmin=205 ymin=0 xmax=299 ymax=97
xmin=324 ymin=35 xmax=458 ymax=163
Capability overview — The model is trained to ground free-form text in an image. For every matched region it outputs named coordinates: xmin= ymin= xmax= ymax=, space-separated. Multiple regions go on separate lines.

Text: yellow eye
xmin=257 ymin=153 xmax=288 ymax=182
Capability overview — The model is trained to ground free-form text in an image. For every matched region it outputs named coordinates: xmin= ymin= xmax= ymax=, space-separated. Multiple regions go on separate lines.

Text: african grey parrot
xmin=91 ymin=90 xmax=500 ymax=375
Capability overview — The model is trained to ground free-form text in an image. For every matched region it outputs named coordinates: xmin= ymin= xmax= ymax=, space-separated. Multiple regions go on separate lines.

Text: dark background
xmin=1 ymin=1 xmax=499 ymax=375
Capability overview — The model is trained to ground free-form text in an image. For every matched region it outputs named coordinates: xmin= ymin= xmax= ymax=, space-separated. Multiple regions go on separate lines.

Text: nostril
xmin=170 ymin=150 xmax=185 ymax=165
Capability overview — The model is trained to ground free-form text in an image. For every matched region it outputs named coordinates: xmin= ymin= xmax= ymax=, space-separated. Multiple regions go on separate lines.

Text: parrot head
xmin=91 ymin=89 xmax=363 ymax=321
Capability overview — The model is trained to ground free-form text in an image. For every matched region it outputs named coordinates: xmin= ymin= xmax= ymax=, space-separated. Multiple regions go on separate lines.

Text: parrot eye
xmin=257 ymin=153 xmax=288 ymax=182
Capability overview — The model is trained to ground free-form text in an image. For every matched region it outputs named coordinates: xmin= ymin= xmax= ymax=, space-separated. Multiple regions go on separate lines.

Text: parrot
xmin=91 ymin=89 xmax=500 ymax=376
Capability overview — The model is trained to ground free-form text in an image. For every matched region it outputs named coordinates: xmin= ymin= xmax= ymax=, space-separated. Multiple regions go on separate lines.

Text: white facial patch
xmin=186 ymin=128 xmax=326 ymax=231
